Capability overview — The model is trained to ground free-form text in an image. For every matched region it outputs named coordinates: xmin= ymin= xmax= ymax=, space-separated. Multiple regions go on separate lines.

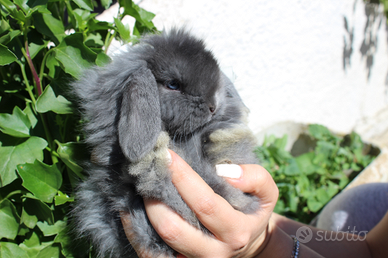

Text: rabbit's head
xmin=75 ymin=29 xmax=233 ymax=165
xmin=140 ymin=30 xmax=224 ymax=136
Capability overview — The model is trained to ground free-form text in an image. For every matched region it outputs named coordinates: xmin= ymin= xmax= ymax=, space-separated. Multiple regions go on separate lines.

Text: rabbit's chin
xmin=165 ymin=116 xmax=214 ymax=138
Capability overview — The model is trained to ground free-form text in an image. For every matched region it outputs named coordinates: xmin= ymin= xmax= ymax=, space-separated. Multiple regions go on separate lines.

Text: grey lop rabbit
xmin=73 ymin=29 xmax=260 ymax=258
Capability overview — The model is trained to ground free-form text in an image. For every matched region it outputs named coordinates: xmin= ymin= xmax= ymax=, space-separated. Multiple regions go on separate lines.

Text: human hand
xmin=121 ymin=150 xmax=278 ymax=258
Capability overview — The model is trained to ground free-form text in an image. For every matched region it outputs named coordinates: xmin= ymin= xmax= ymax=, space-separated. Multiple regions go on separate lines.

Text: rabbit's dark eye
xmin=165 ymin=80 xmax=181 ymax=91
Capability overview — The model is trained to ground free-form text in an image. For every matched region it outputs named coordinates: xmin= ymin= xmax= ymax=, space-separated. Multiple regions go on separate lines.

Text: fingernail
xmin=165 ymin=149 xmax=172 ymax=165
xmin=216 ymin=164 xmax=242 ymax=179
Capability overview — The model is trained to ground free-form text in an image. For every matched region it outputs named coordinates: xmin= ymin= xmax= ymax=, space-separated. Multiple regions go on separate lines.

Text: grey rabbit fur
xmin=73 ymin=29 xmax=260 ymax=258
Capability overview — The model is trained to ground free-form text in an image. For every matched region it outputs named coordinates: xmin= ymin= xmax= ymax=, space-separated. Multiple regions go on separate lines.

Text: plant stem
xmin=45 ymin=146 xmax=60 ymax=158
xmin=39 ymin=48 xmax=54 ymax=86
xmin=41 ymin=113 xmax=59 ymax=164
xmin=24 ymin=40 xmax=43 ymax=96
xmin=18 ymin=63 xmax=58 ymax=165
xmin=18 ymin=61 xmax=36 ymax=106
xmin=104 ymin=30 xmax=117 ymax=54
xmin=3 ymin=190 xmax=28 ymax=201
xmin=65 ymin=1 xmax=77 ymax=29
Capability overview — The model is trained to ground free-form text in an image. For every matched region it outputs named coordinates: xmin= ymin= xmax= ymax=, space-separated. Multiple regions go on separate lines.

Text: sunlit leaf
xmin=17 ymin=160 xmax=62 ymax=203
xmin=0 ymin=137 xmax=47 ymax=187
xmin=0 ymin=44 xmax=17 ymax=65
xmin=35 ymin=243 xmax=61 ymax=258
xmin=35 ymin=85 xmax=73 ymax=114
xmin=19 ymin=231 xmax=46 ymax=258
xmin=55 ymin=141 xmax=84 ymax=178
xmin=73 ymin=0 xmax=93 ymax=11
xmin=101 ymin=0 xmax=112 ymax=9
xmin=0 ymin=106 xmax=31 ymax=137
xmin=0 ymin=242 xmax=28 ymax=257
xmin=0 ymin=18 xmax=11 ymax=34
xmin=114 ymin=17 xmax=131 ymax=43
xmin=96 ymin=52 xmax=111 ymax=67
xmin=54 ymin=190 xmax=74 ymax=206
xmin=33 ymin=8 xmax=65 ymax=45
xmin=119 ymin=0 xmax=155 ymax=30
xmin=54 ymin=33 xmax=97 ymax=78
xmin=0 ymin=30 xmax=21 ymax=45
xmin=307 ymin=197 xmax=323 ymax=213
xmin=23 ymin=104 xmax=38 ymax=129
xmin=37 ymin=220 xmax=66 ymax=236
xmin=0 ymin=199 xmax=20 ymax=240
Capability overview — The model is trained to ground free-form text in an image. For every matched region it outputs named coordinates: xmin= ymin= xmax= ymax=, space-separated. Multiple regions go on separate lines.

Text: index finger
xmin=225 ymin=164 xmax=279 ymax=209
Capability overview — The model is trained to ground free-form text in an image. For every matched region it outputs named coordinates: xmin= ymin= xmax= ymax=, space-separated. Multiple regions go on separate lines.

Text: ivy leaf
xmin=35 ymin=85 xmax=73 ymax=114
xmin=37 ymin=220 xmax=66 ymax=237
xmin=119 ymin=0 xmax=156 ymax=30
xmin=0 ymin=199 xmax=20 ymax=240
xmin=96 ymin=52 xmax=111 ymax=67
xmin=0 ymin=0 xmax=17 ymax=13
xmin=73 ymin=0 xmax=93 ymax=11
xmin=55 ymin=46 xmax=87 ymax=77
xmin=32 ymin=7 xmax=66 ymax=45
xmin=22 ymin=195 xmax=54 ymax=224
xmin=14 ymin=0 xmax=30 ymax=13
xmin=0 ymin=44 xmax=17 ymax=65
xmin=101 ymin=0 xmax=112 ymax=9
xmin=54 ymin=33 xmax=97 ymax=78
xmin=0 ymin=242 xmax=28 ymax=257
xmin=114 ymin=17 xmax=131 ymax=43
xmin=35 ymin=243 xmax=61 ymax=258
xmin=54 ymin=190 xmax=74 ymax=206
xmin=0 ymin=106 xmax=31 ymax=137
xmin=23 ymin=103 xmax=38 ymax=129
xmin=19 ymin=231 xmax=45 ymax=258
xmin=28 ymin=41 xmax=47 ymax=60
xmin=73 ymin=8 xmax=94 ymax=31
xmin=295 ymin=152 xmax=316 ymax=175
xmin=45 ymin=53 xmax=59 ymax=78
xmin=20 ymin=202 xmax=38 ymax=229
xmin=283 ymin=159 xmax=300 ymax=175
xmin=307 ymin=197 xmax=323 ymax=213
xmin=0 ymin=18 xmax=11 ymax=34
xmin=316 ymin=188 xmax=330 ymax=204
xmin=0 ymin=30 xmax=21 ymax=45
xmin=0 ymin=137 xmax=47 ymax=187
xmin=17 ymin=160 xmax=62 ymax=203
xmin=56 ymin=141 xmax=84 ymax=178
xmin=0 ymin=0 xmax=26 ymax=21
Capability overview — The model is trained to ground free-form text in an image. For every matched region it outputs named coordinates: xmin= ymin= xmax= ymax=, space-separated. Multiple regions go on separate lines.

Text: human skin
xmin=121 ymin=150 xmax=386 ymax=257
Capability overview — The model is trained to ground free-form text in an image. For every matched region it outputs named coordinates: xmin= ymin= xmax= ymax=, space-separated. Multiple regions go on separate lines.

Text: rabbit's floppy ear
xmin=118 ymin=66 xmax=161 ymax=163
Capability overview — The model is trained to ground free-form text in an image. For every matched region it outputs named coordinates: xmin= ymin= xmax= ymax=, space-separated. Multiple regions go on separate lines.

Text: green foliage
xmin=0 ymin=0 xmax=157 ymax=256
xmin=256 ymin=124 xmax=377 ymax=223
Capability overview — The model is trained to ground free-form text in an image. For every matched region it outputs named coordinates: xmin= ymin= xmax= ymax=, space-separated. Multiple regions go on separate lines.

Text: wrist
xmin=255 ymin=218 xmax=294 ymax=258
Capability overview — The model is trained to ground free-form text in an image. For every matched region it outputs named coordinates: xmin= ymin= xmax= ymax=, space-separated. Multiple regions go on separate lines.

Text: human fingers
xmin=144 ymin=199 xmax=228 ymax=257
xmin=167 ymin=150 xmax=266 ymax=251
xmin=221 ymin=164 xmax=279 ymax=209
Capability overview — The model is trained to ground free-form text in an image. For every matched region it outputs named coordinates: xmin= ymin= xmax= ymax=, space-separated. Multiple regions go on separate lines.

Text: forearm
xmin=271 ymin=213 xmax=372 ymax=258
